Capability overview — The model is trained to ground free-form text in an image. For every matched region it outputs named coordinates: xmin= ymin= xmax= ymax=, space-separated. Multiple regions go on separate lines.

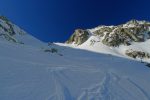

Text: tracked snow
xmin=1 ymin=40 xmax=150 ymax=100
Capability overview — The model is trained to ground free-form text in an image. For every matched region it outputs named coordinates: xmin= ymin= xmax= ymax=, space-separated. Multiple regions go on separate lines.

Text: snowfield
xmin=1 ymin=38 xmax=150 ymax=100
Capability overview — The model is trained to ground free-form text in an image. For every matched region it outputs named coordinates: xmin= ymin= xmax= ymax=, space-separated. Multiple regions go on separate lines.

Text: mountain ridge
xmin=1 ymin=16 xmax=150 ymax=62
xmin=65 ymin=19 xmax=150 ymax=63
xmin=66 ymin=19 xmax=150 ymax=46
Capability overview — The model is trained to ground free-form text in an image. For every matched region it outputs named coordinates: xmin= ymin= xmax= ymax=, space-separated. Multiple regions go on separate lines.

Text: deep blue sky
xmin=0 ymin=0 xmax=150 ymax=42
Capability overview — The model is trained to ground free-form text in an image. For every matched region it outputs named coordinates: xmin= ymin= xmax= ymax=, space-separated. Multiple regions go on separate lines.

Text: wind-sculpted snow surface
xmin=1 ymin=39 xmax=150 ymax=100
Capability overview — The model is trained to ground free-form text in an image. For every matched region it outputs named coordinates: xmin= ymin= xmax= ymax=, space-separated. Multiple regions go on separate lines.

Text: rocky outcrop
xmin=66 ymin=29 xmax=89 ymax=45
xmin=0 ymin=16 xmax=16 ymax=36
xmin=44 ymin=48 xmax=63 ymax=56
xmin=44 ymin=48 xmax=58 ymax=53
xmin=101 ymin=20 xmax=150 ymax=46
xmin=67 ymin=20 xmax=150 ymax=47
xmin=146 ymin=63 xmax=150 ymax=67
xmin=93 ymin=26 xmax=115 ymax=37
xmin=0 ymin=16 xmax=25 ymax=43
xmin=125 ymin=49 xmax=150 ymax=59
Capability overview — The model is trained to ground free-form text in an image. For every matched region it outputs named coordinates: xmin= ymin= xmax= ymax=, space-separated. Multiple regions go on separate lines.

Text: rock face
xmin=67 ymin=20 xmax=150 ymax=47
xmin=66 ymin=29 xmax=89 ymax=45
xmin=0 ymin=16 xmax=26 ymax=43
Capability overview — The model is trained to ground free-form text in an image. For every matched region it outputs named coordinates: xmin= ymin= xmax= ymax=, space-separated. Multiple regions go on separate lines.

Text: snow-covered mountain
xmin=1 ymin=17 xmax=150 ymax=100
xmin=0 ymin=16 xmax=45 ymax=47
xmin=66 ymin=20 xmax=150 ymax=63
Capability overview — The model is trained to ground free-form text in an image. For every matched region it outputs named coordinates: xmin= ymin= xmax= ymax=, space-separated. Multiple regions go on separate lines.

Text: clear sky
xmin=0 ymin=0 xmax=150 ymax=42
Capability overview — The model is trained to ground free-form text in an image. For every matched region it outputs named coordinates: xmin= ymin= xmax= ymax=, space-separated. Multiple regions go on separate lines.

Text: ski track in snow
xmin=77 ymin=72 xmax=118 ymax=100
xmin=1 ymin=43 xmax=150 ymax=100
xmin=127 ymin=79 xmax=150 ymax=100
xmin=77 ymin=72 xmax=150 ymax=100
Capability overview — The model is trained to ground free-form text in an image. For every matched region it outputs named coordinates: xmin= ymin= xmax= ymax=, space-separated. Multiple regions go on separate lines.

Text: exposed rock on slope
xmin=66 ymin=20 xmax=150 ymax=63
xmin=125 ymin=49 xmax=150 ymax=59
xmin=67 ymin=20 xmax=150 ymax=47
xmin=66 ymin=29 xmax=89 ymax=45
xmin=0 ymin=16 xmax=44 ymax=47
xmin=0 ymin=16 xmax=26 ymax=44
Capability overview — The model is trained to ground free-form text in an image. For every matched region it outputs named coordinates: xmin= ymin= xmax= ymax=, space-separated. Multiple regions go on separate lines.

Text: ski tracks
xmin=45 ymin=66 xmax=150 ymax=100
xmin=77 ymin=72 xmax=150 ymax=100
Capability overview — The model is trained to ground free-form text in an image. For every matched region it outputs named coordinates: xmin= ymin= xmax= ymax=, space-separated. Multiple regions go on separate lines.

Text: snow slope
xmin=1 ymin=38 xmax=150 ymax=100
xmin=77 ymin=36 xmax=150 ymax=62
xmin=0 ymin=18 xmax=150 ymax=100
